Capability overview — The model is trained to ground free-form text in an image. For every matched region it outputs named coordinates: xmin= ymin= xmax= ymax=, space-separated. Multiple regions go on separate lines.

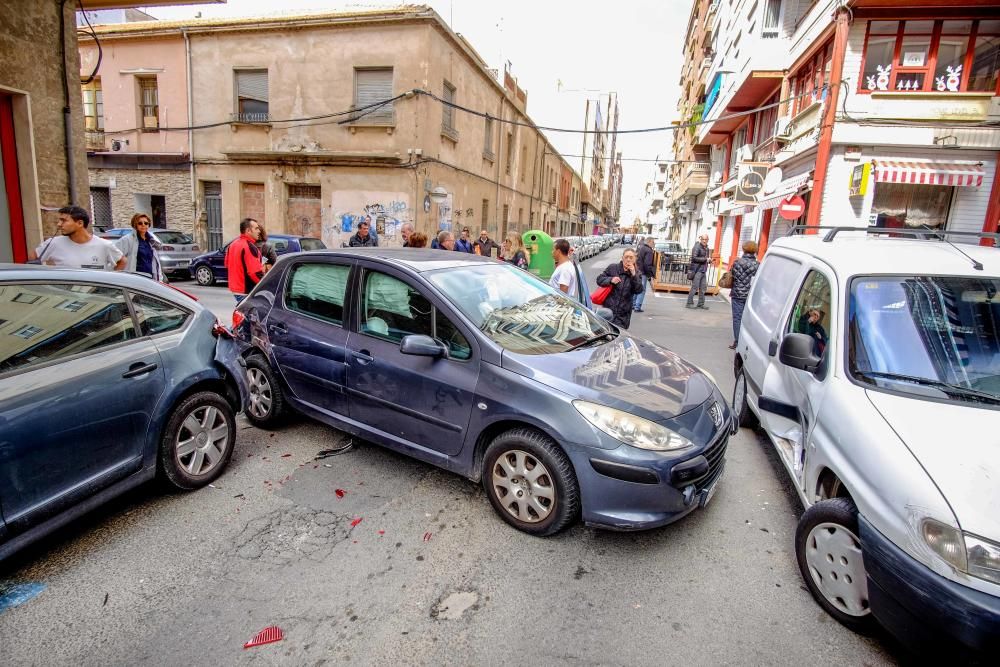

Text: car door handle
xmin=269 ymin=322 xmax=288 ymax=334
xmin=352 ymin=350 xmax=374 ymax=366
xmin=768 ymin=340 xmax=778 ymax=357
xmin=122 ymin=362 xmax=158 ymax=379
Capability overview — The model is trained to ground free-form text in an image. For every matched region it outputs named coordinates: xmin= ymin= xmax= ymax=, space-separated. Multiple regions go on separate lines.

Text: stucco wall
xmin=0 ymin=0 xmax=89 ymax=243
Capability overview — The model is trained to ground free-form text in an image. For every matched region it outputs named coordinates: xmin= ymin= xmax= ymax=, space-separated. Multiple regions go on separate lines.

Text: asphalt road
xmin=0 ymin=246 xmax=900 ymax=665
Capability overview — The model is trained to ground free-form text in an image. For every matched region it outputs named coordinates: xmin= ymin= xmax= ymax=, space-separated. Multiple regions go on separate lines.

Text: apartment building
xmin=83 ymin=7 xmax=583 ymax=250
xmin=671 ymin=0 xmax=1000 ymax=268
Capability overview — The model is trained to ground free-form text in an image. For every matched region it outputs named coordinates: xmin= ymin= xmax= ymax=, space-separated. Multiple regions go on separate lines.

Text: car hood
xmin=501 ymin=334 xmax=716 ymax=421
xmin=867 ymin=390 xmax=1000 ymax=539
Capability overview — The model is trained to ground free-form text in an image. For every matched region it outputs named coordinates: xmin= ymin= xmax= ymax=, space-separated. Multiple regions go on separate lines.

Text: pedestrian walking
xmin=257 ymin=223 xmax=278 ymax=274
xmin=348 ymin=220 xmax=378 ymax=247
xmin=729 ymin=240 xmax=759 ymax=349
xmin=502 ymin=232 xmax=529 ymax=269
xmin=224 ymin=218 xmax=264 ymax=304
xmin=400 ymin=222 xmax=415 ymax=247
xmin=474 ymin=229 xmax=501 ymax=258
xmin=408 ymin=232 xmax=428 ymax=248
xmin=455 ymin=227 xmax=474 ymax=253
xmin=28 ymin=205 xmax=125 ymax=270
xmin=436 ymin=230 xmax=456 ymax=251
xmin=634 ymin=237 xmax=656 ymax=312
xmin=686 ymin=233 xmax=713 ymax=310
xmin=596 ymin=248 xmax=643 ymax=329
xmin=115 ymin=213 xmax=164 ymax=280
xmin=549 ymin=238 xmax=577 ymax=298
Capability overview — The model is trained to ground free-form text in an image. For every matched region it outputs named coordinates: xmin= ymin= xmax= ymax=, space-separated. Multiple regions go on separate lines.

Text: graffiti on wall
xmin=437 ymin=194 xmax=454 ymax=232
xmin=328 ymin=192 xmax=413 ymax=248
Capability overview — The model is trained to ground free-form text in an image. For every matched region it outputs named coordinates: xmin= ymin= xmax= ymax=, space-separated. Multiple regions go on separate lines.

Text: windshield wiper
xmin=566 ymin=331 xmax=618 ymax=351
xmin=859 ymin=371 xmax=1000 ymax=404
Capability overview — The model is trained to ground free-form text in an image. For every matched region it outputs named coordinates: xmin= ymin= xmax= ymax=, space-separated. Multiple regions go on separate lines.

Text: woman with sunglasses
xmin=116 ymin=213 xmax=164 ymax=281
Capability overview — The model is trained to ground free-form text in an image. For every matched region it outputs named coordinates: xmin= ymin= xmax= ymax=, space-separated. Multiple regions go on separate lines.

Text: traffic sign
xmin=778 ymin=195 xmax=806 ymax=220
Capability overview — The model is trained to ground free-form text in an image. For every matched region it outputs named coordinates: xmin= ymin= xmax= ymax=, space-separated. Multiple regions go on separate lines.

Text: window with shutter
xmin=234 ymin=69 xmax=269 ymax=122
xmin=353 ymin=68 xmax=395 ymax=125
xmin=483 ymin=117 xmax=494 ymax=159
xmin=442 ymin=81 xmax=458 ymax=140
xmin=138 ymin=77 xmax=158 ymax=130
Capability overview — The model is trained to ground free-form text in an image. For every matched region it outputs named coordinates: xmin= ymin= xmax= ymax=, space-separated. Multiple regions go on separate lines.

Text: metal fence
xmin=653 ymin=252 xmax=721 ymax=290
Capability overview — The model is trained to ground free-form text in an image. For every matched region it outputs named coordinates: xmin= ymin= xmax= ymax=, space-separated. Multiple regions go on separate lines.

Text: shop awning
xmin=874 ymin=161 xmax=984 ymax=188
xmin=757 ymin=172 xmax=813 ymax=210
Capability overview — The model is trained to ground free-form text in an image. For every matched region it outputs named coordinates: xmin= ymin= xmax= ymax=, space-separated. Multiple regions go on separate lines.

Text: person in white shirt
xmin=28 ymin=206 xmax=126 ymax=271
xmin=549 ymin=238 xmax=578 ymax=299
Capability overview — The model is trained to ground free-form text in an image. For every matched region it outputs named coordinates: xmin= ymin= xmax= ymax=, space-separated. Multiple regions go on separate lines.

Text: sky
xmin=142 ymin=0 xmax=692 ymax=225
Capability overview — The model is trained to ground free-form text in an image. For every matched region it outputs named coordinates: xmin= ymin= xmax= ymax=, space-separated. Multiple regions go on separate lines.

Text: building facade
xmin=85 ymin=7 xmax=584 ymax=250
xmin=671 ymin=0 xmax=1000 ymax=270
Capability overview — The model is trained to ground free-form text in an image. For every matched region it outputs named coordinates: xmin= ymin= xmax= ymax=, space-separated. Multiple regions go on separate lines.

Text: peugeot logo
xmin=709 ymin=402 xmax=724 ymax=429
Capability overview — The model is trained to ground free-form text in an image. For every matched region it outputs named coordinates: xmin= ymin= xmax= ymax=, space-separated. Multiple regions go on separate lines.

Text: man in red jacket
xmin=224 ymin=218 xmax=264 ymax=303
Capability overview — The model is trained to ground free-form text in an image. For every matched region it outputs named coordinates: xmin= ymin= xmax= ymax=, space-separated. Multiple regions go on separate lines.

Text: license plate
xmin=699 ymin=463 xmax=725 ymax=508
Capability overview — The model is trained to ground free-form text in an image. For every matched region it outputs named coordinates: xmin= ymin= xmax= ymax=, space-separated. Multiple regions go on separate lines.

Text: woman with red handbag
xmin=594 ymin=248 xmax=643 ymax=329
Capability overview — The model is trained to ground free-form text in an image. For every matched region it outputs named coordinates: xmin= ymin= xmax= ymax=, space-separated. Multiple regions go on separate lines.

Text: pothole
xmin=431 ymin=591 xmax=479 ymax=620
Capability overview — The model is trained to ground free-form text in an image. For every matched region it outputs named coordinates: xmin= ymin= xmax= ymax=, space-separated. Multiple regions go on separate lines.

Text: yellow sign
xmin=849 ymin=163 xmax=872 ymax=198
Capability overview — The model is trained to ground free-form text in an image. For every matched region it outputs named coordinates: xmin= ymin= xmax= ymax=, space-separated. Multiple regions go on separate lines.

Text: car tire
xmin=482 ymin=428 xmax=579 ymax=536
xmin=195 ymin=265 xmax=215 ymax=286
xmin=245 ymin=354 xmax=286 ymax=429
xmin=159 ymin=391 xmax=236 ymax=491
xmin=795 ymin=498 xmax=875 ymax=633
xmin=732 ymin=368 xmax=758 ymax=430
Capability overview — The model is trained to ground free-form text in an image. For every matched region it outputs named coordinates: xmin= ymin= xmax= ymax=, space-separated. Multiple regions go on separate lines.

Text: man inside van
xmin=686 ymin=234 xmax=712 ymax=309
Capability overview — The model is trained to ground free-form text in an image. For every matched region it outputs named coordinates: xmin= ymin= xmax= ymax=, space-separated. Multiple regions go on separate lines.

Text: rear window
xmin=154 ymin=231 xmax=193 ymax=245
xmin=749 ymin=254 xmax=802 ymax=330
xmin=299 ymin=238 xmax=326 ymax=251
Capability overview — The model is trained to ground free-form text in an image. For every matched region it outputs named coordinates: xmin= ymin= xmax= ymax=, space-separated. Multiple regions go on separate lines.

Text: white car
xmin=732 ymin=227 xmax=999 ymax=659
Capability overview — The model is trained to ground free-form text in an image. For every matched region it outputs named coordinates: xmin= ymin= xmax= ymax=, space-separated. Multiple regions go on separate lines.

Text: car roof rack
xmin=785 ymin=225 xmax=999 ymax=245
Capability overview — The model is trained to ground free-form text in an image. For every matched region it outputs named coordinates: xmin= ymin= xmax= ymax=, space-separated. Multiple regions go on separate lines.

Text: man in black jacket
xmin=596 ymin=248 xmax=644 ymax=329
xmin=474 ymin=229 xmax=501 ymax=257
xmin=686 ymin=234 xmax=712 ymax=309
xmin=349 ymin=220 xmax=378 ymax=247
xmin=634 ymin=237 xmax=656 ymax=312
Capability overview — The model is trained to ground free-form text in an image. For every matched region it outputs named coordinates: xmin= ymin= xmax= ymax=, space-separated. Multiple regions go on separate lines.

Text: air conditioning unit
xmin=738 ymin=144 xmax=753 ymax=162
xmin=111 ymin=139 xmax=124 ymax=152
xmin=774 ymin=117 xmax=792 ymax=139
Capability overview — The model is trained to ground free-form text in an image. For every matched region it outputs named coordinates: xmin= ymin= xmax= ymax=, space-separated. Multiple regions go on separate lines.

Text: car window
xmin=154 ymin=231 xmax=192 ymax=245
xmin=131 ymin=293 xmax=191 ymax=336
xmin=786 ymin=270 xmax=833 ymax=360
xmin=299 ymin=238 xmax=326 ymax=251
xmin=287 ymin=263 xmax=350 ymax=325
xmin=361 ymin=271 xmax=432 ymax=342
xmin=0 ymin=283 xmax=137 ymax=374
xmin=272 ymin=239 xmax=289 ymax=253
xmin=749 ymin=254 xmax=802 ymax=331
xmin=436 ymin=311 xmax=472 ymax=361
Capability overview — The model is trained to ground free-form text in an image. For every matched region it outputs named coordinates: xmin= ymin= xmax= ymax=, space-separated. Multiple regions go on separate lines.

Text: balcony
xmin=85 ymin=130 xmax=106 ymax=151
xmin=230 ymin=112 xmax=271 ymax=124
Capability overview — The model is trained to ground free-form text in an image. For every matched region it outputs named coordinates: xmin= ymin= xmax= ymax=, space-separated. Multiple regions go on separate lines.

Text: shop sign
xmin=849 ymin=163 xmax=872 ymax=198
xmin=735 ymin=163 xmax=770 ymax=205
xmin=778 ymin=195 xmax=806 ymax=220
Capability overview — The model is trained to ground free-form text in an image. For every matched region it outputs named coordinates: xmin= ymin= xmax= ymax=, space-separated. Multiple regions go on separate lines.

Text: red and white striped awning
xmin=874 ymin=161 xmax=984 ymax=187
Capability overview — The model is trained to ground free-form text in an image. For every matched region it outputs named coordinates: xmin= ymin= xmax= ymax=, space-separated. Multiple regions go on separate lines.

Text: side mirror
xmin=400 ymin=334 xmax=447 ymax=358
xmin=779 ymin=333 xmax=822 ymax=374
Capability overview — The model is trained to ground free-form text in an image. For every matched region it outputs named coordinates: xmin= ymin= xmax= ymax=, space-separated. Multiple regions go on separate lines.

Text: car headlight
xmin=573 ymin=400 xmax=694 ymax=452
xmin=965 ymin=534 xmax=1000 ymax=585
xmin=922 ymin=519 xmax=968 ymax=571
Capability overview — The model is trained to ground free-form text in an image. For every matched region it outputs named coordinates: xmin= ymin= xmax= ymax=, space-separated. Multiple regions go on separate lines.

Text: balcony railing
xmin=230 ymin=112 xmax=271 ymax=124
xmin=85 ymin=131 xmax=105 ymax=151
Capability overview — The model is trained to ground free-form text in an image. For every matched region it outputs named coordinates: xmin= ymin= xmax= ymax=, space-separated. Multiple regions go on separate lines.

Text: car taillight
xmin=163 ymin=282 xmax=199 ymax=301
xmin=162 ymin=245 xmax=175 ymax=251
xmin=232 ymin=310 xmax=246 ymax=329
xmin=191 ymin=245 xmax=200 ymax=252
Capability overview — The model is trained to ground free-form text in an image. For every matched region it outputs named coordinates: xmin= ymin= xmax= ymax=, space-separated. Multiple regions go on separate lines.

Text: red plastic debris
xmin=335 ymin=489 xmax=346 ymax=499
xmin=378 ymin=530 xmax=385 ymax=535
xmin=243 ymin=626 xmax=284 ymax=649
xmin=281 ymin=454 xmax=292 ymax=458
xmin=350 ymin=517 xmax=363 ymax=528
xmin=423 ymin=532 xmax=433 ymax=542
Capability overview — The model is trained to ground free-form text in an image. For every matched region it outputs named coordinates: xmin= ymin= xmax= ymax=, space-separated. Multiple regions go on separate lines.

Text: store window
xmin=861 ymin=19 xmax=1000 ymax=93
xmin=872 ymin=183 xmax=953 ymax=229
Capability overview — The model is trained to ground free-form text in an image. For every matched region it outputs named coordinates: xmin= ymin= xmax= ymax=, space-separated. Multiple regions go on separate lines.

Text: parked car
xmin=190 ymin=234 xmax=326 ymax=286
xmin=233 ymin=248 xmax=732 ymax=536
xmin=0 ymin=265 xmax=248 ymax=561
xmin=732 ymin=228 xmax=1000 ymax=658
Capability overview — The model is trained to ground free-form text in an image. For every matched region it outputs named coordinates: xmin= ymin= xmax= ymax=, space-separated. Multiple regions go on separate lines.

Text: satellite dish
xmin=762 ymin=167 xmax=783 ymax=195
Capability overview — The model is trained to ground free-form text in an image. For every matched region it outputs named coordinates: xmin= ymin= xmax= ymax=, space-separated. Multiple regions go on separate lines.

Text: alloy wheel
xmin=734 ymin=372 xmax=746 ymax=412
xmin=491 ymin=449 xmax=556 ymax=523
xmin=196 ymin=266 xmax=213 ymax=286
xmin=804 ymin=522 xmax=870 ymax=617
xmin=247 ymin=367 xmax=272 ymax=419
xmin=174 ymin=405 xmax=230 ymax=477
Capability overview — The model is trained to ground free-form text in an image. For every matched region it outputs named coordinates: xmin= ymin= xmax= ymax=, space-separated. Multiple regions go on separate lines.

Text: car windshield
xmin=849 ymin=276 xmax=1000 ymax=405
xmin=154 ymin=231 xmax=193 ymax=244
xmin=299 ymin=238 xmax=326 ymax=251
xmin=428 ymin=263 xmax=614 ymax=355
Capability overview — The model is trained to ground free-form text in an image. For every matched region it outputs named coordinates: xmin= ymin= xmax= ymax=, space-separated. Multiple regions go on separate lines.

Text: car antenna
xmin=921 ymin=225 xmax=983 ymax=271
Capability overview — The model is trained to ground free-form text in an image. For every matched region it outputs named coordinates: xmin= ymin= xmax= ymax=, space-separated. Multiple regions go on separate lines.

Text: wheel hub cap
xmin=491 ymin=450 xmax=555 ymax=524
xmin=805 ymin=522 xmax=870 ymax=617
xmin=175 ymin=405 xmax=229 ymax=477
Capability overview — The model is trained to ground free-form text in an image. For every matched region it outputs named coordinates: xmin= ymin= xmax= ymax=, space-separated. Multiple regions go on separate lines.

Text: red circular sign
xmin=778 ymin=195 xmax=806 ymax=220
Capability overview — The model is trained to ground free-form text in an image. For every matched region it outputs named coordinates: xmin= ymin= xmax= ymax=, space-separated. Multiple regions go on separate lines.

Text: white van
xmin=732 ymin=228 xmax=999 ymax=658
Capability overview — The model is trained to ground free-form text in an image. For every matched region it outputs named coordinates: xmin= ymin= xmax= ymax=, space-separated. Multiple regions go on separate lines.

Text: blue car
xmin=0 ymin=266 xmax=248 ymax=560
xmin=233 ymin=249 xmax=732 ymax=535
xmin=190 ymin=234 xmax=326 ymax=286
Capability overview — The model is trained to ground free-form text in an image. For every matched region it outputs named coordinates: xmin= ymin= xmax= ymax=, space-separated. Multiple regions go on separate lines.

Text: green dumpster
xmin=522 ymin=230 xmax=554 ymax=280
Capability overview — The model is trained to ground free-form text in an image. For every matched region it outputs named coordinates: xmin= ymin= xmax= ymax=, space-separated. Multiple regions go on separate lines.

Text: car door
xmin=741 ymin=252 xmax=804 ymax=395
xmin=265 ymin=259 xmax=354 ymax=417
xmin=345 ymin=264 xmax=479 ymax=459
xmin=0 ymin=281 xmax=165 ymax=535
xmin=757 ymin=266 xmax=835 ymax=485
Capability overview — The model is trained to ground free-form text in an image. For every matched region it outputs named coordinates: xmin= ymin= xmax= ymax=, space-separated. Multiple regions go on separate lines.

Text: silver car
xmin=153 ymin=229 xmax=201 ymax=279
